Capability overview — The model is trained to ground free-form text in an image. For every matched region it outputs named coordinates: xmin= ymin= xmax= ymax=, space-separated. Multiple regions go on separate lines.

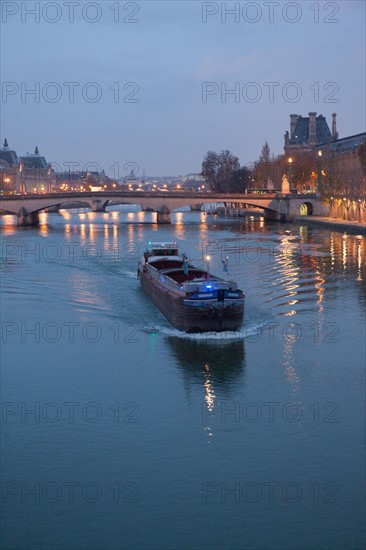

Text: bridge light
xmin=318 ymin=150 xmax=322 ymax=157
xmin=288 ymin=157 xmax=293 ymax=164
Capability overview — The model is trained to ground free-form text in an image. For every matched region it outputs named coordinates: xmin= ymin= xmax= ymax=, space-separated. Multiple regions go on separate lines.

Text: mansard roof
xmin=0 ymin=149 xmax=19 ymax=165
xmin=324 ymin=132 xmax=365 ymax=144
xmin=318 ymin=132 xmax=366 ymax=153
xmin=20 ymin=147 xmax=48 ymax=170
xmin=0 ymin=138 xmax=19 ymax=165
xmin=20 ymin=155 xmax=48 ymax=170
xmin=289 ymin=115 xmax=333 ymax=146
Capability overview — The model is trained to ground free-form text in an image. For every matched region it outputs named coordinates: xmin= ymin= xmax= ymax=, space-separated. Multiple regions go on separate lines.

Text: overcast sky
xmin=1 ymin=0 xmax=365 ymax=176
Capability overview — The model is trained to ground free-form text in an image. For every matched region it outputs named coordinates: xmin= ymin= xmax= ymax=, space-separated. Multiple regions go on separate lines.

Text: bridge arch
xmin=46 ymin=201 xmax=92 ymax=212
xmin=299 ymin=202 xmax=314 ymax=216
xmin=0 ymin=192 xmax=324 ymax=225
xmin=222 ymin=200 xmax=278 ymax=217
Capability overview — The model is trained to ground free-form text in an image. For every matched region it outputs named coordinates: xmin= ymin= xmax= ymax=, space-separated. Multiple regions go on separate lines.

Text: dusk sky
xmin=2 ymin=0 xmax=365 ymax=176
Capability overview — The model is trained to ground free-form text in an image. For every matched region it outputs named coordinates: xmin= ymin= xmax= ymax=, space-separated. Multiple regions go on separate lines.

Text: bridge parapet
xmin=0 ymin=191 xmax=323 ymax=225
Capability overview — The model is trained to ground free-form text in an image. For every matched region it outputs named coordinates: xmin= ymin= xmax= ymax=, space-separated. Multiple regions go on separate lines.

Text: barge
xmin=138 ymin=242 xmax=244 ymax=332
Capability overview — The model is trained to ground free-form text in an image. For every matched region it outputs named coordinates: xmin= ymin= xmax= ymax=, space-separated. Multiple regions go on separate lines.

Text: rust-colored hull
xmin=139 ymin=268 xmax=244 ymax=333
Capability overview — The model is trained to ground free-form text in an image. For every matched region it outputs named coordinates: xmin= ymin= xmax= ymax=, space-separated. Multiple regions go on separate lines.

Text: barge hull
xmin=139 ymin=269 xmax=244 ymax=333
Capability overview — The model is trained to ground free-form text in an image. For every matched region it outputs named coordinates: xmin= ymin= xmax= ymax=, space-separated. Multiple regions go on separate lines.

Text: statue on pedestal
xmin=281 ymin=175 xmax=290 ymax=194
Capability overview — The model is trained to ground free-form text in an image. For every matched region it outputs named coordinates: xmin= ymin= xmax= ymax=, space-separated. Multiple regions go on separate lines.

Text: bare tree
xmin=201 ymin=150 xmax=240 ymax=192
xmin=253 ymin=142 xmax=280 ymax=188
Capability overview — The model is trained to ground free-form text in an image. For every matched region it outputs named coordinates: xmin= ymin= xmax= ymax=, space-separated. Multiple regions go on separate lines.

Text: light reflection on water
xmin=1 ymin=210 xmax=365 ymax=550
xmin=0 ymin=214 xmax=17 ymax=233
xmin=68 ymin=270 xmax=109 ymax=312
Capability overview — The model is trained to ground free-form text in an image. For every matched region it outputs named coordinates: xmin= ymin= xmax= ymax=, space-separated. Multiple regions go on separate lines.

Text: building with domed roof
xmin=0 ymin=140 xmax=56 ymax=193
xmin=19 ymin=146 xmax=56 ymax=193
xmin=0 ymin=139 xmax=21 ymax=192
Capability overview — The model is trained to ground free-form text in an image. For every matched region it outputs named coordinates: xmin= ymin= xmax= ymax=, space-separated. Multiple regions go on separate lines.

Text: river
xmin=1 ymin=208 xmax=365 ymax=549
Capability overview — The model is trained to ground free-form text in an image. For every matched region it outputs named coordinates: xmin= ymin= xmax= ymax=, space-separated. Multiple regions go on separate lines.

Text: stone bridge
xmin=0 ymin=191 xmax=326 ymax=225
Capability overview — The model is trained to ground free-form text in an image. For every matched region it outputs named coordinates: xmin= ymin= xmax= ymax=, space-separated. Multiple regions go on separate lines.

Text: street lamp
xmin=343 ymin=197 xmax=348 ymax=220
xmin=317 ymin=150 xmax=323 ymax=194
xmin=288 ymin=157 xmax=293 ymax=189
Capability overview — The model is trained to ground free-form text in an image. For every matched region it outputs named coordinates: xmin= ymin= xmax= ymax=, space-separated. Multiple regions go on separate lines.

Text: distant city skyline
xmin=2 ymin=1 xmax=365 ymax=175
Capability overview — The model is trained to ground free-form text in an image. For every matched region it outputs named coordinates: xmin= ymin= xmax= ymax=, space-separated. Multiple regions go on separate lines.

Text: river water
xmin=1 ymin=209 xmax=365 ymax=550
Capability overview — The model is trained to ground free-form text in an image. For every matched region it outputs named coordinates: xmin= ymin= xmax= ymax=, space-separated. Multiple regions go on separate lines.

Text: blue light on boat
xmin=206 ymin=284 xmax=213 ymax=290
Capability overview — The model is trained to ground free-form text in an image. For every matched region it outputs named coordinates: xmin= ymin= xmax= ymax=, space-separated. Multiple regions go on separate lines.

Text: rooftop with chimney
xmin=284 ymin=112 xmax=338 ymax=153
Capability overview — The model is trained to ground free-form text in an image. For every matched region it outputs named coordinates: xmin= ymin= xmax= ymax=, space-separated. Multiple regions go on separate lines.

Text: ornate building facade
xmin=0 ymin=139 xmax=21 ymax=192
xmin=19 ymin=147 xmax=56 ymax=193
xmin=0 ymin=140 xmax=56 ymax=193
xmin=284 ymin=112 xmax=365 ymax=157
xmin=284 ymin=112 xmax=338 ymax=155
xmin=283 ymin=114 xmax=366 ymax=219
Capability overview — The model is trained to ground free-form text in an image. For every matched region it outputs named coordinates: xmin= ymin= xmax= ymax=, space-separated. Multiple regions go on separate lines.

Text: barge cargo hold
xmin=138 ymin=242 xmax=244 ymax=332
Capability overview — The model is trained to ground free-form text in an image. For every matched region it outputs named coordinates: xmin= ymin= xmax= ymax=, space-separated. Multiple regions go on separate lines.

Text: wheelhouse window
xmin=152 ymin=249 xmax=178 ymax=256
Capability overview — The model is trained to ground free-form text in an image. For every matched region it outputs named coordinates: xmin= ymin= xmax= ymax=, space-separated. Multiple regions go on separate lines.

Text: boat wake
xmin=117 ymin=269 xmax=138 ymax=279
xmin=143 ymin=320 xmax=269 ymax=341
